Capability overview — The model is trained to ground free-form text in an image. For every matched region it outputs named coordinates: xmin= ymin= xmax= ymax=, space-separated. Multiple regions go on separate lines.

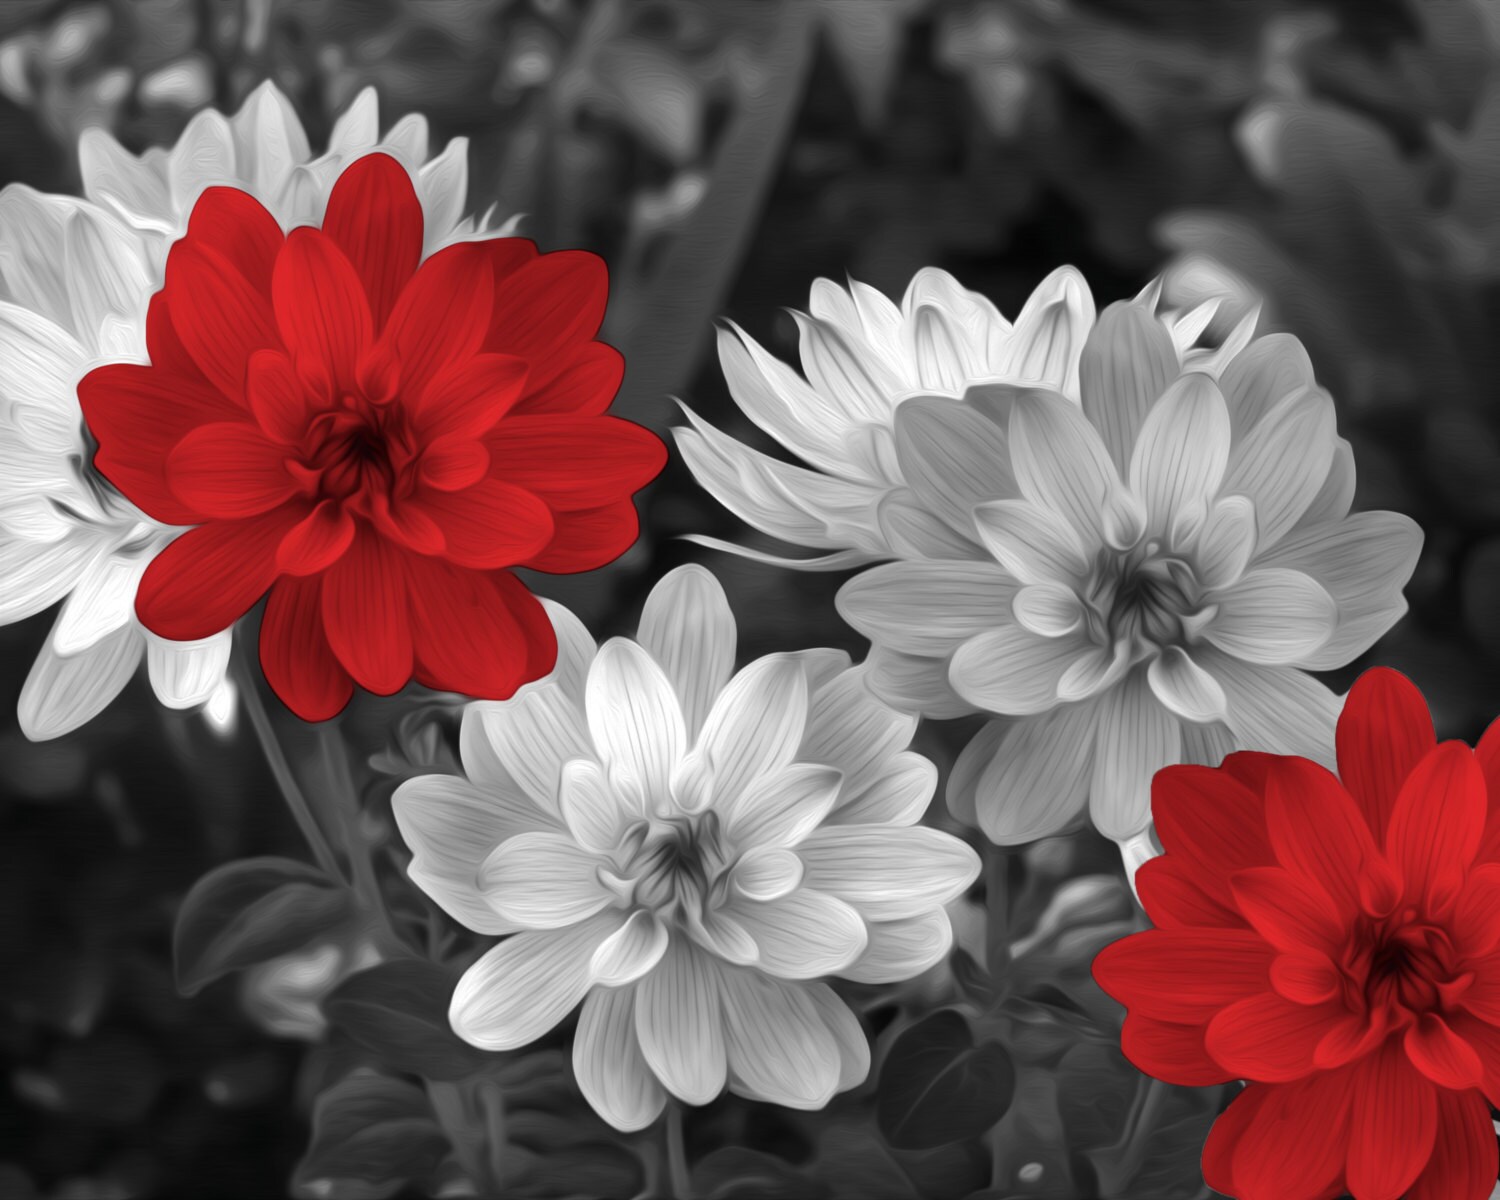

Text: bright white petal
xmin=63 ymin=205 xmax=152 ymax=337
xmin=948 ymin=625 xmax=1089 ymax=716
xmin=696 ymin=654 xmax=807 ymax=811
xmin=891 ymin=396 xmax=1016 ymax=538
xmin=638 ymin=564 xmax=735 ymax=740
xmin=995 ymin=265 xmax=1094 ymax=400
xmin=78 ymin=128 xmax=173 ymax=232
xmin=1295 ymin=436 xmax=1356 ymax=529
xmin=230 ymin=81 xmax=312 ymax=204
xmin=1128 ymin=373 xmax=1231 ymax=537
xmin=1194 ymin=495 xmax=1257 ymax=590
xmin=477 ymin=831 xmax=613 ymax=930
xmin=798 ymin=826 xmax=980 ymax=921
xmin=392 ymin=773 xmax=560 ymax=934
xmin=1195 ymin=647 xmax=1339 ymax=770
xmin=972 ymin=700 xmax=1101 ymax=842
xmin=1203 ymin=567 xmax=1336 ymax=664
xmin=972 ymin=499 xmax=1089 ymax=585
xmin=835 ymin=561 xmax=1018 ymax=657
xmin=590 ymin=910 xmax=669 ymax=988
xmin=1088 ymin=670 xmax=1181 ymax=842
xmin=1012 ymin=582 xmax=1085 ymax=638
xmin=794 ymin=311 xmax=902 ymax=424
xmin=843 ymin=909 xmax=954 ymax=984
xmin=1220 ymin=388 xmax=1336 ymax=549
xmin=573 ymin=985 xmax=666 ymax=1132
xmin=0 ymin=186 xmax=76 ymax=322
xmin=0 ymin=533 xmax=106 ymax=624
xmin=146 ymin=628 xmax=231 ymax=708
xmin=801 ymin=982 xmax=870 ymax=1092
xmin=828 ymin=750 xmax=936 ymax=826
xmin=799 ymin=666 xmax=917 ymax=795
xmin=875 ymin=488 xmax=984 ymax=561
xmin=559 ymin=757 xmax=634 ymax=854
xmin=729 ymin=846 xmax=805 ymax=902
xmin=1182 ymin=719 xmax=1235 ymax=767
xmin=416 ymin=137 xmax=469 ymax=250
xmin=18 ymin=621 xmax=142 ymax=740
xmin=537 ymin=597 xmax=596 ymax=704
xmin=0 ymin=298 xmax=89 ymax=432
xmin=449 ymin=912 xmax=621 ymax=1051
xmin=718 ymin=965 xmax=841 ymax=1109
xmin=636 ymin=939 xmax=727 ymax=1105
xmin=1147 ymin=646 xmax=1228 ymax=723
xmin=945 ymin=718 xmax=1008 ymax=828
xmin=1078 ymin=299 xmax=1179 ymax=470
xmin=1219 ymin=331 xmax=1315 ymax=440
xmin=863 ymin=646 xmax=974 ymax=719
xmin=728 ymin=889 xmax=867 ymax=979
xmin=722 ymin=763 xmax=842 ymax=849
xmin=165 ymin=109 xmax=236 ymax=223
xmin=472 ymin=682 xmax=591 ymax=816
xmin=51 ymin=551 xmax=147 ymax=655
xmin=381 ymin=112 xmax=431 ymax=168
xmin=327 ymin=87 xmax=380 ymax=155
xmin=1009 ymin=388 xmax=1124 ymax=548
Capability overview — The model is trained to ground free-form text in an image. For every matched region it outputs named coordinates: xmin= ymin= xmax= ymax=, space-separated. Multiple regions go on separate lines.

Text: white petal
xmin=0 ymin=298 xmax=89 ymax=430
xmin=1128 ymin=373 xmax=1231 ymax=537
xmin=850 ymin=279 xmax=907 ymax=369
xmin=636 ymin=939 xmax=727 ymax=1105
xmin=416 ymin=137 xmax=469 ymax=249
xmin=1296 ymin=437 xmax=1356 ymax=529
xmin=794 ymin=312 xmax=902 ymax=423
xmin=472 ymin=682 xmax=591 ymax=815
xmin=729 ymin=846 xmax=805 ymax=902
xmin=728 ymin=889 xmax=867 ymax=979
xmin=63 ymin=206 xmax=152 ymax=337
xmin=51 ymin=551 xmax=146 ymax=655
xmin=696 ymin=654 xmax=807 ymax=810
xmin=798 ymin=826 xmax=980 ymax=921
xmin=1203 ymin=567 xmax=1336 ymax=664
xmin=0 ymin=186 xmax=76 ymax=322
xmin=1220 ymin=388 xmax=1336 ymax=549
xmin=18 ymin=621 xmax=142 ymax=740
xmin=722 ymin=763 xmax=842 ymax=849
xmin=1194 ymin=495 xmax=1257 ymax=589
xmin=828 ymin=750 xmax=936 ymax=826
xmin=146 ymin=627 xmax=231 ymax=708
xmin=1195 ymin=647 xmax=1339 ymax=769
xmin=945 ymin=717 xmax=1008 ymax=828
xmin=537 ymin=597 xmax=596 ymax=704
xmin=449 ymin=912 xmax=621 ymax=1051
xmin=230 ymin=81 xmax=312 ymax=203
xmin=392 ymin=773 xmax=560 ymax=934
xmin=1009 ymin=388 xmax=1124 ymax=548
xmin=835 ymin=561 xmax=1017 ymax=657
xmin=966 ymin=702 xmax=1097 ymax=844
xmin=1182 ymin=719 xmax=1235 ymax=767
xmin=717 ymin=965 xmax=841 ymax=1109
xmin=327 ymin=87 xmax=380 ymax=155
xmin=638 ymin=564 xmax=735 ymax=740
xmin=1219 ymin=331 xmax=1315 ymax=440
xmin=875 ymin=488 xmax=984 ymax=559
xmin=380 ymin=112 xmax=430 ymax=166
xmin=1147 ymin=646 xmax=1228 ymax=723
xmin=78 ymin=128 xmax=173 ymax=231
xmin=995 ymin=265 xmax=1095 ymax=400
xmin=1078 ymin=299 xmax=1180 ymax=470
xmin=458 ymin=702 xmax=519 ymax=790
xmin=843 ymin=909 xmax=954 ymax=984
xmin=165 ymin=109 xmax=236 ymax=218
xmin=905 ymin=298 xmax=988 ymax=394
xmin=863 ymin=646 xmax=974 ymax=719
xmin=1088 ymin=670 xmax=1181 ymax=842
xmin=477 ymin=831 xmax=612 ymax=930
xmin=972 ymin=499 xmax=1089 ymax=585
xmin=799 ymin=666 xmax=916 ymax=795
xmin=903 ymin=266 xmax=1008 ymax=345
xmin=590 ymin=911 xmax=669 ymax=987
xmin=1056 ymin=641 xmax=1131 ymax=703
xmin=1012 ymin=583 xmax=1084 ymax=638
xmin=0 ymin=533 xmax=104 ymax=624
xmin=800 ymin=983 xmax=870 ymax=1093
xmin=559 ymin=757 xmax=634 ymax=854
xmin=948 ymin=625 xmax=1089 ymax=716
xmin=573 ymin=985 xmax=666 ymax=1132
xmin=891 ymin=396 xmax=1016 ymax=538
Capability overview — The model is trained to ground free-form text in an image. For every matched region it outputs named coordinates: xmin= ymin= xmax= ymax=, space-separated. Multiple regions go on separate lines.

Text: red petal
xmin=181 ymin=186 xmax=283 ymax=295
xmin=1405 ymin=1013 xmax=1485 ymax=1090
xmin=162 ymin=241 xmax=280 ymax=401
xmin=484 ymin=237 xmax=539 ymax=284
xmin=1336 ymin=668 xmax=1436 ymax=847
xmin=370 ymin=495 xmax=446 ymax=556
xmin=1229 ymin=866 xmax=1345 ymax=955
xmin=321 ymin=153 xmax=422 ymax=331
xmin=383 ymin=242 xmax=494 ymax=396
xmin=1459 ymin=962 xmax=1500 ymax=1025
xmin=416 ymin=353 xmax=529 ymax=440
xmin=493 ymin=569 xmax=558 ymax=683
xmin=1346 ymin=1041 xmax=1439 ymax=1200
xmin=246 ymin=349 xmax=311 ymax=444
xmin=486 ymin=249 xmax=607 ymax=359
xmin=1218 ymin=749 xmax=1280 ymax=793
xmin=512 ymin=341 xmax=623 ymax=416
xmin=420 ymin=480 xmax=553 ymax=569
xmin=406 ymin=560 xmax=542 ymax=700
xmin=1449 ymin=1014 xmax=1500 ymax=1108
xmin=1387 ymin=741 xmax=1486 ymax=908
xmin=1134 ymin=857 xmax=1245 ymax=929
xmin=1269 ymin=952 xmax=1341 ymax=1005
xmin=1150 ymin=764 xmax=1275 ymax=909
xmin=1453 ymin=862 xmax=1500 ymax=957
xmin=78 ymin=362 xmax=239 ymax=525
xmin=136 ymin=512 xmax=294 ymax=640
xmin=277 ymin=500 xmax=355 ymax=576
xmin=1229 ymin=1073 xmax=1354 ymax=1200
xmin=272 ymin=228 xmax=373 ymax=389
xmin=1315 ymin=1013 xmax=1391 ymax=1070
xmin=484 ymin=415 xmax=667 ymax=511
xmin=1120 ymin=1013 xmax=1233 ymax=1086
xmin=521 ymin=500 xmax=640 ymax=573
xmin=166 ymin=421 xmax=296 ymax=518
xmin=1205 ymin=993 xmax=1340 ymax=1082
xmin=1475 ymin=719 xmax=1500 ymax=863
xmin=1201 ymin=1084 xmax=1270 ymax=1198
xmin=1406 ymin=1089 xmax=1499 ymax=1200
xmin=259 ymin=575 xmax=354 ymax=721
xmin=320 ymin=533 xmax=413 ymax=695
xmin=1091 ymin=929 xmax=1274 ymax=1023
xmin=418 ymin=436 xmax=491 ymax=492
xmin=1265 ymin=757 xmax=1377 ymax=919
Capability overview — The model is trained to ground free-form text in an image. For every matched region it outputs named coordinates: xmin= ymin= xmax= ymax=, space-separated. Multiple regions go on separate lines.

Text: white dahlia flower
xmin=824 ymin=286 xmax=1421 ymax=853
xmin=0 ymin=82 xmax=479 ymax=737
xmin=393 ymin=566 xmax=979 ymax=1130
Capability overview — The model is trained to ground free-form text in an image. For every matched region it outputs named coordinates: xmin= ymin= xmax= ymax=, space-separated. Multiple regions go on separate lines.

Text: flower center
xmin=1081 ymin=541 xmax=1207 ymax=659
xmin=611 ymin=813 xmax=732 ymax=925
xmin=294 ymin=396 xmax=419 ymax=509
xmin=1343 ymin=914 xmax=1468 ymax=1021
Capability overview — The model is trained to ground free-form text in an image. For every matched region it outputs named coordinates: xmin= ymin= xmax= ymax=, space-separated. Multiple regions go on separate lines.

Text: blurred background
xmin=3 ymin=0 xmax=1500 ymax=1196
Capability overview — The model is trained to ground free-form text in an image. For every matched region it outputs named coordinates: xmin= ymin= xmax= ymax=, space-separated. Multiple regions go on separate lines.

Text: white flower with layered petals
xmin=393 ymin=566 xmax=979 ymax=1130
xmin=829 ymin=288 xmax=1421 ymax=856
xmin=0 ymin=82 xmax=482 ymax=737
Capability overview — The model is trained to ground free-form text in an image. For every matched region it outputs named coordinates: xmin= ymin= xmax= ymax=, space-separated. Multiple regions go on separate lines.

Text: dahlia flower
xmin=393 ymin=566 xmax=979 ymax=1129
xmin=1094 ymin=669 xmax=1500 ymax=1200
xmin=78 ymin=152 xmax=664 ymax=720
xmin=794 ymin=278 xmax=1415 ymax=848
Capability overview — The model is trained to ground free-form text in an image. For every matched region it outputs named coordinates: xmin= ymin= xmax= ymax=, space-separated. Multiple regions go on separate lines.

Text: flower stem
xmin=230 ymin=639 xmax=342 ymax=880
xmin=664 ymin=1103 xmax=691 ymax=1200
xmin=985 ymin=843 xmax=1012 ymax=977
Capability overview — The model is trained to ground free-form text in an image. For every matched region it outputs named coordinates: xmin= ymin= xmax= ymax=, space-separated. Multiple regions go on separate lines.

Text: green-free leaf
xmin=877 ymin=1010 xmax=1017 ymax=1150
xmin=323 ymin=959 xmax=486 ymax=1081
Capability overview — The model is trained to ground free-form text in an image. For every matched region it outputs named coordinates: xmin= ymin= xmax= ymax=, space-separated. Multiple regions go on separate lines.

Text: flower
xmin=392 ymin=565 xmax=980 ymax=1129
xmin=78 ymin=151 xmax=665 ymax=721
xmin=828 ymin=285 xmax=1420 ymax=850
xmin=1093 ymin=668 xmax=1500 ymax=1200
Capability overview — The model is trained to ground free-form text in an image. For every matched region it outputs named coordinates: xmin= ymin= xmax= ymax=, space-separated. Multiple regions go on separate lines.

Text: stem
xmin=985 ymin=843 xmax=1012 ymax=977
xmin=664 ymin=1103 xmax=691 ymax=1200
xmin=231 ymin=641 xmax=342 ymax=880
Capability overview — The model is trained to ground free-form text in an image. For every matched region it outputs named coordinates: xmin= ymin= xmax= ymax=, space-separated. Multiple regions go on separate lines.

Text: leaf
xmin=877 ymin=1010 xmax=1017 ymax=1150
xmin=291 ymin=1072 xmax=448 ymax=1200
xmin=174 ymin=857 xmax=354 ymax=996
xmin=323 ymin=959 xmax=486 ymax=1081
xmin=817 ymin=0 xmax=923 ymax=128
xmin=694 ymin=1148 xmax=819 ymax=1200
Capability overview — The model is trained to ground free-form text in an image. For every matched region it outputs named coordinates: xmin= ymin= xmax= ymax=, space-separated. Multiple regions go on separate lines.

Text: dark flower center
xmin=1083 ymin=542 xmax=1206 ymax=656
xmin=1344 ymin=915 xmax=1467 ymax=1020
xmin=295 ymin=397 xmax=418 ymax=509
xmin=614 ymin=813 xmax=731 ymax=923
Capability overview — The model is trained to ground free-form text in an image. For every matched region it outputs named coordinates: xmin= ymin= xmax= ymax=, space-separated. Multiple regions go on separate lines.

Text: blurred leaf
xmin=291 ymin=1072 xmax=448 ymax=1200
xmin=877 ymin=1010 xmax=1017 ymax=1150
xmin=323 ymin=959 xmax=485 ymax=1081
xmin=174 ymin=856 xmax=353 ymax=996
xmin=589 ymin=38 xmax=705 ymax=164
xmin=817 ymin=0 xmax=922 ymax=129
xmin=693 ymin=1147 xmax=820 ymax=1200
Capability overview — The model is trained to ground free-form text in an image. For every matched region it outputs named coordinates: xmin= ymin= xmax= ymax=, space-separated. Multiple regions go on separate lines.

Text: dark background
xmin=2 ymin=1 xmax=1498 ymax=1196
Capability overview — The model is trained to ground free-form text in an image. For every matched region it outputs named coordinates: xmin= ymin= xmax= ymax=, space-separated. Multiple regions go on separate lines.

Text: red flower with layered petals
xmin=78 ymin=153 xmax=665 ymax=720
xmin=1094 ymin=669 xmax=1500 ymax=1200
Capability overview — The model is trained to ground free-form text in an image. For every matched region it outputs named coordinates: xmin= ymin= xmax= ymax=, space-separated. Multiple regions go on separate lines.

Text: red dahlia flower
xmin=77 ymin=153 xmax=665 ymax=720
xmin=1094 ymin=668 xmax=1500 ymax=1200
